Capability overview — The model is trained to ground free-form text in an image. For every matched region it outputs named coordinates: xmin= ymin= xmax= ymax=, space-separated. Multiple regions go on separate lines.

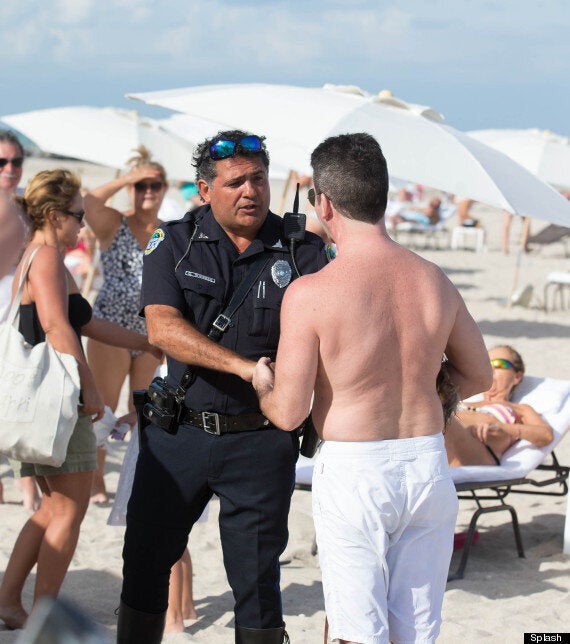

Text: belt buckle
xmin=202 ymin=411 xmax=221 ymax=435
xmin=212 ymin=314 xmax=231 ymax=334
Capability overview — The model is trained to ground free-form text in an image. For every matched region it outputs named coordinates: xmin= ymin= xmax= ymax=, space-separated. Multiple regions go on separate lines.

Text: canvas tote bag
xmin=0 ymin=247 xmax=81 ymax=466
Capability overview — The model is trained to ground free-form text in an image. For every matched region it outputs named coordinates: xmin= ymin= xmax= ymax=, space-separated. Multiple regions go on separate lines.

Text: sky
xmin=1 ymin=0 xmax=570 ymax=137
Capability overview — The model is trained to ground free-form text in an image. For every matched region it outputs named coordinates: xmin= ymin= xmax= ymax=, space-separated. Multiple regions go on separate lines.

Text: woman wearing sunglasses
xmin=444 ymin=345 xmax=553 ymax=467
xmin=0 ymin=169 xmax=160 ymax=630
xmin=83 ymin=146 xmax=165 ymax=505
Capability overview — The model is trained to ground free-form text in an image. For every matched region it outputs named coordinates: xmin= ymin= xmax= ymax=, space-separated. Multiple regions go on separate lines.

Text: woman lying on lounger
xmin=443 ymin=345 xmax=553 ymax=467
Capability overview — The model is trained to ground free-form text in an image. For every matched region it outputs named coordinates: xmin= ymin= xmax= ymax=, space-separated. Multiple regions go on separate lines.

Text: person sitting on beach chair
xmin=392 ymin=196 xmax=442 ymax=227
xmin=443 ymin=345 xmax=553 ymax=467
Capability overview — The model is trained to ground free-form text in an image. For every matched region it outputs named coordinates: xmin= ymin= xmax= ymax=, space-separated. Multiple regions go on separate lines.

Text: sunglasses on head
xmin=0 ymin=157 xmax=24 ymax=169
xmin=209 ymin=135 xmax=263 ymax=160
xmin=64 ymin=209 xmax=85 ymax=223
xmin=491 ymin=358 xmax=516 ymax=370
xmin=134 ymin=181 xmax=165 ymax=192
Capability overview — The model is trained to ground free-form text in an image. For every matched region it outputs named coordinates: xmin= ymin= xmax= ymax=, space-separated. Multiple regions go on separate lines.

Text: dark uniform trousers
xmin=121 ymin=420 xmax=299 ymax=628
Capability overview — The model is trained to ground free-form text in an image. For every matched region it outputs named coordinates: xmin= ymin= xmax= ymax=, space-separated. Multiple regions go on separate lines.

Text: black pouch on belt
xmin=299 ymin=415 xmax=320 ymax=458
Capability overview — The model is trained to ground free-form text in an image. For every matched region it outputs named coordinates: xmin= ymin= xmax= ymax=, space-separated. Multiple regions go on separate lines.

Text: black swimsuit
xmin=19 ymin=293 xmax=92 ymax=346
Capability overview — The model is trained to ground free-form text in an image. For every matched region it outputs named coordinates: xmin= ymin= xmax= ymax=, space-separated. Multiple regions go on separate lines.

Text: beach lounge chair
xmin=294 ymin=376 xmax=570 ymax=579
xmin=449 ymin=375 xmax=570 ymax=580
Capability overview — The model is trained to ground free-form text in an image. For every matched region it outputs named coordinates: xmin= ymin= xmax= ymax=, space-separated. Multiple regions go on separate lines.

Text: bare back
xmin=289 ymin=236 xmax=471 ymax=441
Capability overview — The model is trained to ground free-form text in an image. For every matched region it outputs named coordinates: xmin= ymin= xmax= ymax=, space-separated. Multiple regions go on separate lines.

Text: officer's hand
xmin=252 ymin=357 xmax=275 ymax=394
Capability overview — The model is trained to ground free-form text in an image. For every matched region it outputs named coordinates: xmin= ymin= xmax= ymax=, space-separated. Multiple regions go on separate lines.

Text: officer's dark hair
xmin=192 ymin=129 xmax=270 ymax=185
xmin=310 ymin=132 xmax=389 ymax=224
xmin=0 ymin=129 xmax=25 ymax=157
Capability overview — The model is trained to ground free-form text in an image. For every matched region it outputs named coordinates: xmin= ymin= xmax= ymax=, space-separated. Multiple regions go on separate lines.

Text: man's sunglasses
xmin=64 ymin=209 xmax=85 ymax=223
xmin=0 ymin=157 xmax=24 ymax=169
xmin=209 ymin=135 xmax=263 ymax=160
xmin=308 ymin=188 xmax=320 ymax=207
xmin=134 ymin=181 xmax=165 ymax=192
xmin=490 ymin=358 xmax=516 ymax=370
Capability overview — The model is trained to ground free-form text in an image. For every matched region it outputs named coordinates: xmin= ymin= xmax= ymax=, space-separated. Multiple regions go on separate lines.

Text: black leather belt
xmin=181 ymin=409 xmax=271 ymax=435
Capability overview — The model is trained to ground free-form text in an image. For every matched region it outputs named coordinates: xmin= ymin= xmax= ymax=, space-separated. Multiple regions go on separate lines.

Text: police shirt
xmin=140 ymin=205 xmax=327 ymax=416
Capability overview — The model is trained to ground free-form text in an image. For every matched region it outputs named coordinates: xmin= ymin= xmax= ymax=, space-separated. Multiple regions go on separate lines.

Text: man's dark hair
xmin=310 ymin=133 xmax=389 ymax=223
xmin=192 ymin=129 xmax=269 ymax=184
xmin=0 ymin=129 xmax=25 ymax=157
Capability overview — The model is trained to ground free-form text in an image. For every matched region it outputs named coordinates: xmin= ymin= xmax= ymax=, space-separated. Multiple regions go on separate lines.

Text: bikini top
xmin=19 ymin=293 xmax=92 ymax=346
xmin=458 ymin=402 xmax=517 ymax=424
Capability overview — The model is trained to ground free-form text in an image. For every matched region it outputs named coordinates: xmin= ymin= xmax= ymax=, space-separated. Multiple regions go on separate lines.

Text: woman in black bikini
xmin=0 ymin=169 xmax=160 ymax=631
xmin=444 ymin=345 xmax=553 ymax=467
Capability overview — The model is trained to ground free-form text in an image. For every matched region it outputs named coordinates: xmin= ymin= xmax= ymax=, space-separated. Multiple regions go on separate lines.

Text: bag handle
xmin=7 ymin=246 xmax=42 ymax=329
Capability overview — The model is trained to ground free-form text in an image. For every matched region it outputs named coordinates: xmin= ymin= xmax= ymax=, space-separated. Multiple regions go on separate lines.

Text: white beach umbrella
xmin=127 ymin=83 xmax=570 ymax=227
xmin=468 ymin=128 xmax=570 ymax=192
xmin=1 ymin=106 xmax=196 ymax=181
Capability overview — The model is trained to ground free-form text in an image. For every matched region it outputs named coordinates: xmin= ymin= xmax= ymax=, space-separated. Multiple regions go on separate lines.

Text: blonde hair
xmin=126 ymin=145 xmax=167 ymax=183
xmin=17 ymin=169 xmax=81 ymax=232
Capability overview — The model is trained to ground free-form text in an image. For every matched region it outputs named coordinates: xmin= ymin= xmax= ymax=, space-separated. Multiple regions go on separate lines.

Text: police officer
xmin=118 ymin=130 xmax=327 ymax=644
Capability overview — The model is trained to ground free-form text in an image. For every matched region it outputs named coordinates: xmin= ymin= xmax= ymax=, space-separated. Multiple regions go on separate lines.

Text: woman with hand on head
xmin=0 ymin=169 xmax=161 ymax=630
xmin=84 ymin=146 xmax=165 ymax=503
xmin=444 ymin=345 xmax=553 ymax=467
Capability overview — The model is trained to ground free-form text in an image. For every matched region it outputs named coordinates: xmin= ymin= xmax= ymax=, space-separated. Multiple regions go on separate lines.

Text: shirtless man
xmin=252 ymin=133 xmax=492 ymax=644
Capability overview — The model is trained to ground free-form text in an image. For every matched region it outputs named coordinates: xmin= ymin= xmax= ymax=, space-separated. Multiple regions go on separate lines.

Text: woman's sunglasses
xmin=209 ymin=135 xmax=263 ymax=160
xmin=0 ymin=157 xmax=24 ymax=168
xmin=134 ymin=181 xmax=165 ymax=192
xmin=64 ymin=209 xmax=85 ymax=223
xmin=491 ymin=358 xmax=516 ymax=370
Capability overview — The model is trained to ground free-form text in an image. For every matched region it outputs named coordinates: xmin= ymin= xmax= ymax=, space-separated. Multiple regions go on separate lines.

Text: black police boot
xmin=116 ymin=601 xmax=166 ymax=644
xmin=235 ymin=624 xmax=290 ymax=643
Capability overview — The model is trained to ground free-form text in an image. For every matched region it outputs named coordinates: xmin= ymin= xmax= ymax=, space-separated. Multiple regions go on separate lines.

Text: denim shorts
xmin=15 ymin=411 xmax=97 ymax=478
xmin=312 ymin=434 xmax=458 ymax=644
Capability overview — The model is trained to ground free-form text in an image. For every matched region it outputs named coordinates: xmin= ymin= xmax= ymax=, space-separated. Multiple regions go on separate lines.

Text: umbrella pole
xmin=507 ymin=219 xmax=529 ymax=307
xmin=507 ymin=249 xmax=522 ymax=308
xmin=278 ymin=170 xmax=294 ymax=215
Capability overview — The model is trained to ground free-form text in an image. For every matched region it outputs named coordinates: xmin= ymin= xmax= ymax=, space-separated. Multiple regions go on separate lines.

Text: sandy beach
xmin=1 ymin=158 xmax=570 ymax=642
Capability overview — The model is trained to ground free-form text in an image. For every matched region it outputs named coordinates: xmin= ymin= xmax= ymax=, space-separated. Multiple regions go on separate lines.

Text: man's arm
xmin=145 ymin=304 xmax=255 ymax=382
xmin=253 ymin=278 xmax=319 ymax=430
xmin=444 ymin=294 xmax=493 ymax=400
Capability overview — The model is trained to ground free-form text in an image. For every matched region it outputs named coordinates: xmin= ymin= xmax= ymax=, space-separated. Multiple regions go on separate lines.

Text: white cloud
xmin=55 ymin=0 xmax=95 ymax=24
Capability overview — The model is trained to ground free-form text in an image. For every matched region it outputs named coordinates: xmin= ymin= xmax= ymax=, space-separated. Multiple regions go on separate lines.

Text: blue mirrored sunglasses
xmin=209 ymin=135 xmax=263 ymax=160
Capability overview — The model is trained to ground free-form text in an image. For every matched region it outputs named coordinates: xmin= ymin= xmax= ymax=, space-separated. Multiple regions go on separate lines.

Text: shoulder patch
xmin=145 ymin=228 xmax=165 ymax=255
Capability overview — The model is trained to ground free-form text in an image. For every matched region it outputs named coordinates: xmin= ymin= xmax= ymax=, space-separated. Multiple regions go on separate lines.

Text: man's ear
xmin=197 ymin=179 xmax=211 ymax=204
xmin=320 ymin=194 xmax=334 ymax=222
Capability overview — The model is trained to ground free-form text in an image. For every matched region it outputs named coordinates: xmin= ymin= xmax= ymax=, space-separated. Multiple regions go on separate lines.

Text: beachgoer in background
xmin=252 ymin=132 xmax=492 ymax=644
xmin=83 ymin=146 xmax=163 ymax=504
xmin=0 ymin=129 xmax=41 ymax=513
xmin=118 ymin=130 xmax=326 ymax=644
xmin=392 ymin=196 xmax=442 ymax=227
xmin=445 ymin=345 xmax=553 ymax=467
xmin=0 ymin=169 xmax=160 ymax=631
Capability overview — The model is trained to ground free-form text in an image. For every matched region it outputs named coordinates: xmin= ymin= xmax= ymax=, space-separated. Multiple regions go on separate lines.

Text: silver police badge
xmin=271 ymin=260 xmax=291 ymax=288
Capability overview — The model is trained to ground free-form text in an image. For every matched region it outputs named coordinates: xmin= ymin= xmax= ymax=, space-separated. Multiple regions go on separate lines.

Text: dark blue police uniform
xmin=121 ymin=205 xmax=326 ymax=632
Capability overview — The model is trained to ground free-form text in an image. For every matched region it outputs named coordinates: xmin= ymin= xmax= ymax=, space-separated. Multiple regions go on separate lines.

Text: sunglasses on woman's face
xmin=134 ymin=181 xmax=165 ymax=192
xmin=490 ymin=358 xmax=515 ymax=370
xmin=64 ymin=209 xmax=85 ymax=223
xmin=0 ymin=157 xmax=24 ymax=168
xmin=209 ymin=135 xmax=263 ymax=160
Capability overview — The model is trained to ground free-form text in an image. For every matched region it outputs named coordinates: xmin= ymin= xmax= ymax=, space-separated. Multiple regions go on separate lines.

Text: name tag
xmin=185 ymin=271 xmax=216 ymax=284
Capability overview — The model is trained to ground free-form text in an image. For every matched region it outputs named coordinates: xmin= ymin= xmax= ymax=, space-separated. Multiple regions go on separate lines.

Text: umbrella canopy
xmin=127 ymin=83 xmax=570 ymax=227
xmin=1 ymin=106 xmax=196 ymax=182
xmin=468 ymin=128 xmax=570 ymax=192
